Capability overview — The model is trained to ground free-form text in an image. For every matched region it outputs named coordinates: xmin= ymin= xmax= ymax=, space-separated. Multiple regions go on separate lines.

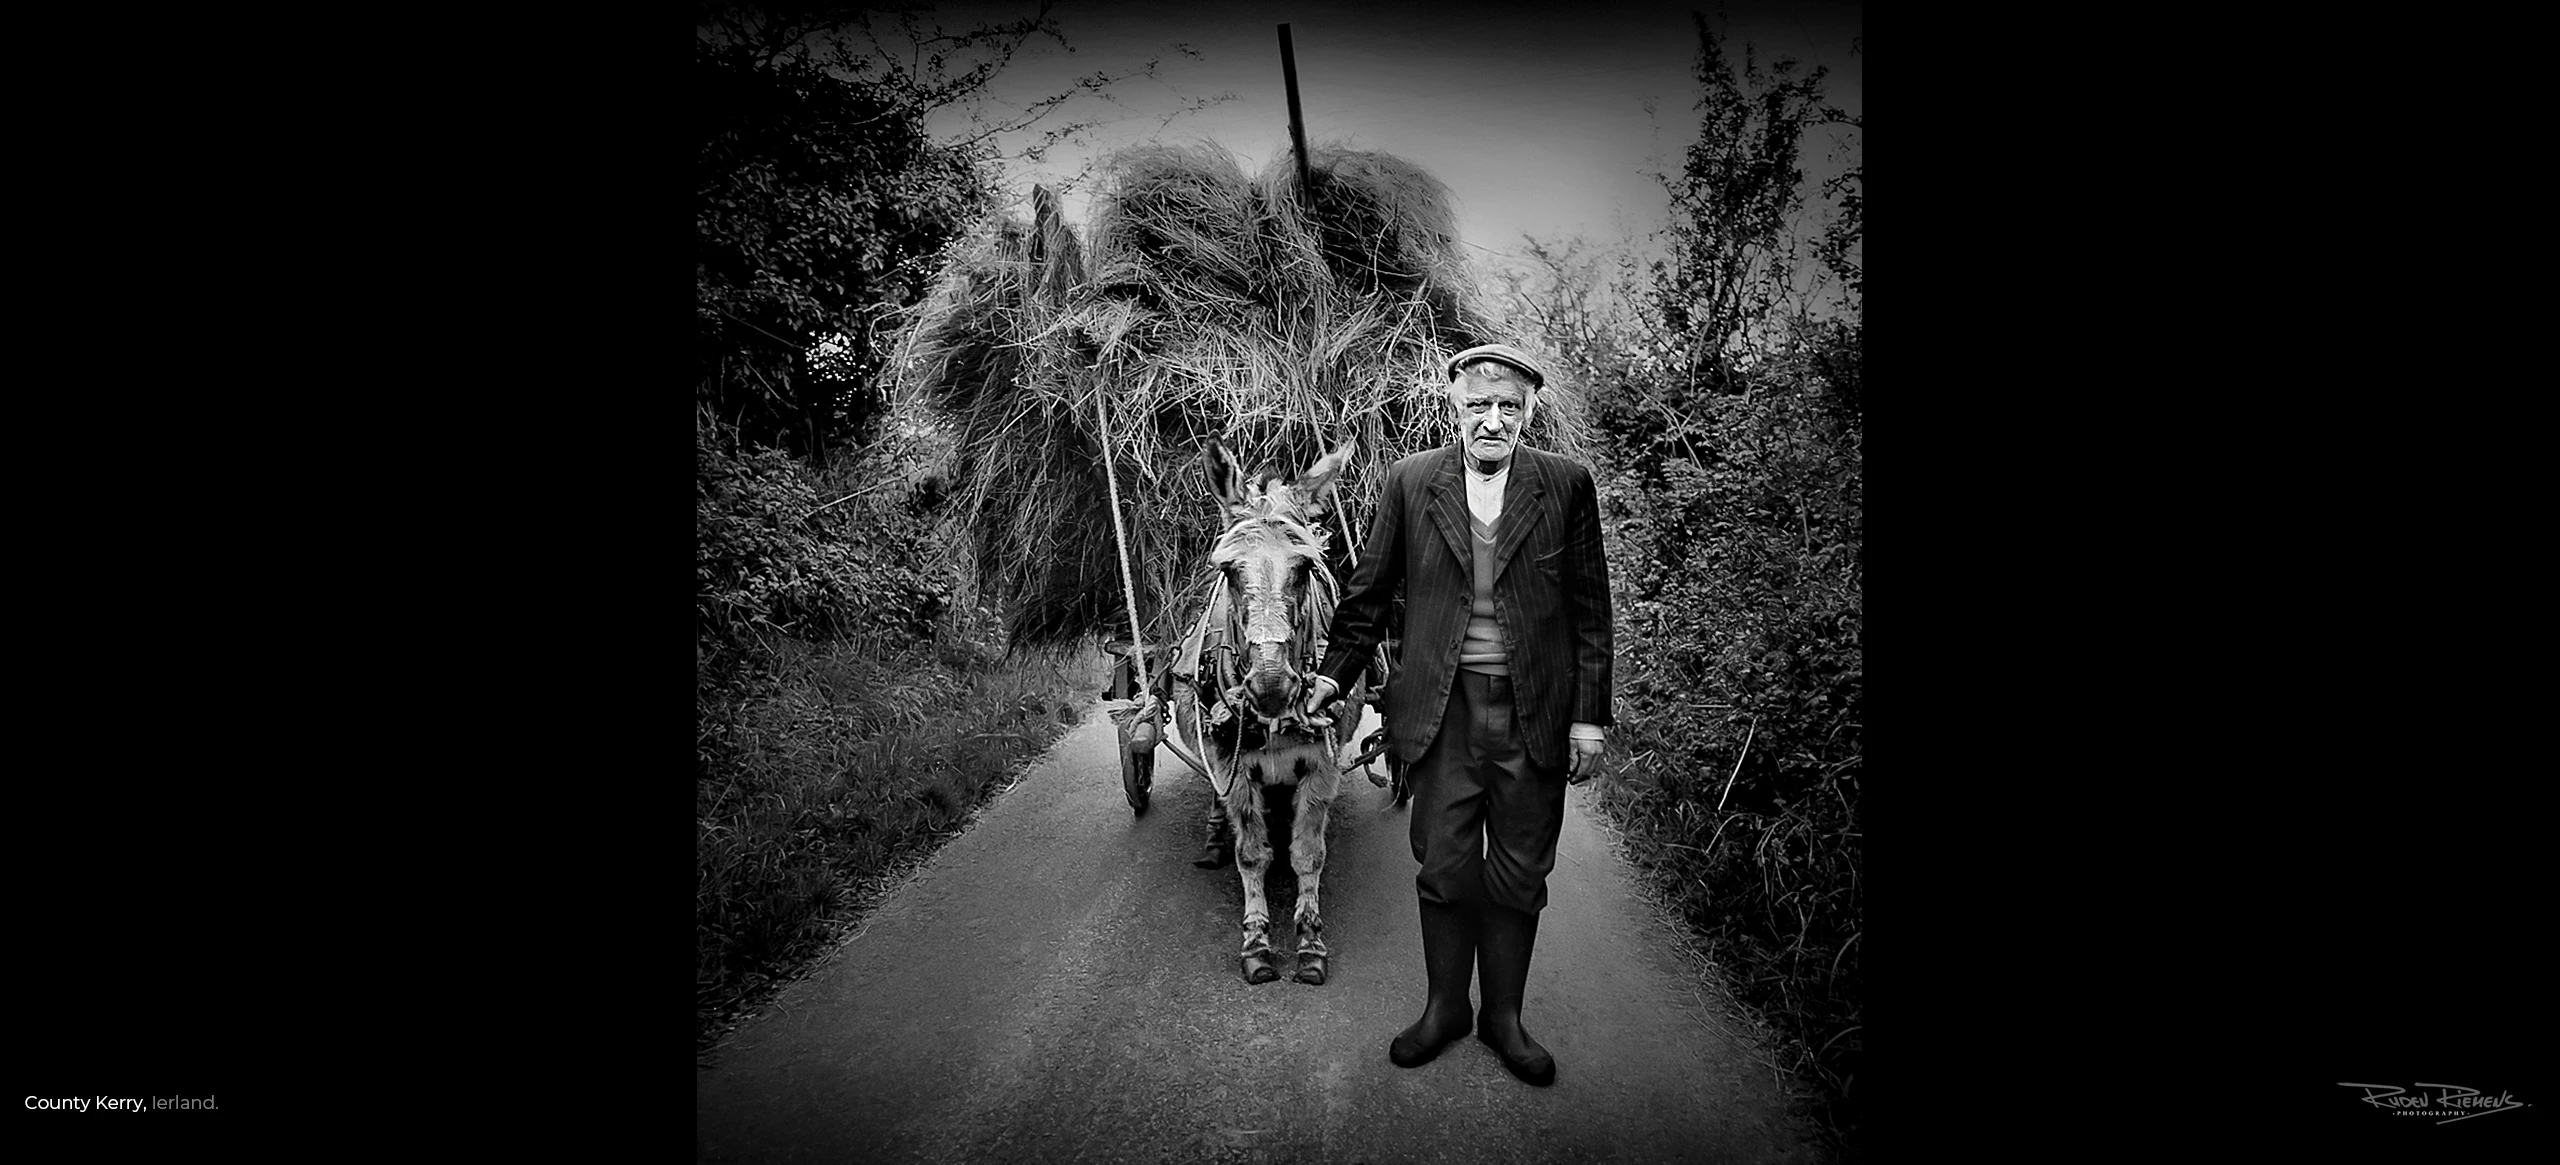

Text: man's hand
xmin=1566 ymin=731 xmax=1606 ymax=784
xmin=1301 ymin=675 xmax=1340 ymax=719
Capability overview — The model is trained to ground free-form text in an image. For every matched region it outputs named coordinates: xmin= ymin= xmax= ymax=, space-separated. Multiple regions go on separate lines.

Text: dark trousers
xmin=1409 ymin=669 xmax=1568 ymax=912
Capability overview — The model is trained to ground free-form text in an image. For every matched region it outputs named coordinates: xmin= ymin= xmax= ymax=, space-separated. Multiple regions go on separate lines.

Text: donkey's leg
xmin=1228 ymin=777 xmax=1279 ymax=984
xmin=1289 ymin=756 xmax=1339 ymax=985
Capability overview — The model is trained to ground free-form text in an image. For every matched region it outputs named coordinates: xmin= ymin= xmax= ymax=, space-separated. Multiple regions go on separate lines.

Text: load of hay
xmin=893 ymin=141 xmax=1592 ymax=649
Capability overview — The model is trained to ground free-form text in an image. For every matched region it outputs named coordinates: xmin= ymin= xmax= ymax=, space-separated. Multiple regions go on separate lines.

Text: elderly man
xmin=1303 ymin=342 xmax=1613 ymax=1086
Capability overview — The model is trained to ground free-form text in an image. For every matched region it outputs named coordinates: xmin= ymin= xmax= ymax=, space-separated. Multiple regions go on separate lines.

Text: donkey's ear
xmin=1203 ymin=440 xmax=1248 ymax=510
xmin=1294 ymin=440 xmax=1355 ymax=513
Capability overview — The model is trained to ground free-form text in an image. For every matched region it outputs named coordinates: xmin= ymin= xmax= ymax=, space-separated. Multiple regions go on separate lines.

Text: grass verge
xmin=696 ymin=632 xmax=1107 ymax=1060
xmin=1590 ymin=754 xmax=1862 ymax=1164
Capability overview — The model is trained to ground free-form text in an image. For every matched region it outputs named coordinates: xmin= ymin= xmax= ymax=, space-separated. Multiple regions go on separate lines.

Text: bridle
xmin=1179 ymin=505 xmax=1344 ymax=797
xmin=1206 ymin=544 xmax=1338 ymax=729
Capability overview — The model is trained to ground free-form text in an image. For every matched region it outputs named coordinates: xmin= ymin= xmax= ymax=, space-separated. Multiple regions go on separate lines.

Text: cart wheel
xmin=1116 ymin=719 xmax=1153 ymax=814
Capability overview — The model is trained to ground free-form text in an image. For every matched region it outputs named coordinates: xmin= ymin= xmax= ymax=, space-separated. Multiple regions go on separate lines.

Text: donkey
xmin=1169 ymin=439 xmax=1364 ymax=985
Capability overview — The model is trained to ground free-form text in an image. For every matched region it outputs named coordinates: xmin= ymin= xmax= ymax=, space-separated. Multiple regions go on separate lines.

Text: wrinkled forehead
xmin=1456 ymin=358 xmax=1532 ymax=389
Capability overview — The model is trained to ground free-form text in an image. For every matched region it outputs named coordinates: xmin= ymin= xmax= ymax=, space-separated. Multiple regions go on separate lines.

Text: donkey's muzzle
xmin=1242 ymin=645 xmax=1299 ymax=719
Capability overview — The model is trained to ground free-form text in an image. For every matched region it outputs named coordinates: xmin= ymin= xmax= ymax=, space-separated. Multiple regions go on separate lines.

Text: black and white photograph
xmin=694 ymin=3 xmax=1862 ymax=1160
xmin=688 ymin=3 xmax=2530 ymax=1161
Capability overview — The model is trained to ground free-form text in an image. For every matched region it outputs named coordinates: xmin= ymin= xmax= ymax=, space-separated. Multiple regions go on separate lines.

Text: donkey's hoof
xmin=1293 ymin=954 xmax=1328 ymax=985
xmin=1242 ymin=953 xmax=1280 ymax=984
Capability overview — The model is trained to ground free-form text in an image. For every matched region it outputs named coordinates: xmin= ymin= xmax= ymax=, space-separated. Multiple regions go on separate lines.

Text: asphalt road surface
xmin=696 ymin=703 xmax=1814 ymax=1164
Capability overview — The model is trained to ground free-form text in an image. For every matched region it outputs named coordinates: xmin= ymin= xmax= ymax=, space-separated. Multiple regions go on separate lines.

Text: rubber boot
xmin=1474 ymin=900 xmax=1555 ymax=1085
xmin=1388 ymin=898 xmax=1477 ymax=1067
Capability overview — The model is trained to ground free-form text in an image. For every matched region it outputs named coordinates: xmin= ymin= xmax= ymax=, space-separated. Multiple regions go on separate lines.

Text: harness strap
xmin=1173 ymin=510 xmax=1352 ymax=799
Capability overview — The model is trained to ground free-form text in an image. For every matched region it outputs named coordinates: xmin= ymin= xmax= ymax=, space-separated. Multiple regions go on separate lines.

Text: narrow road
xmin=695 ymin=704 xmax=1812 ymax=1163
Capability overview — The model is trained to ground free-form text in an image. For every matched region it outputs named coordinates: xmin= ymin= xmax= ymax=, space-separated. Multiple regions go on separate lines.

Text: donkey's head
xmin=1203 ymin=439 xmax=1355 ymax=721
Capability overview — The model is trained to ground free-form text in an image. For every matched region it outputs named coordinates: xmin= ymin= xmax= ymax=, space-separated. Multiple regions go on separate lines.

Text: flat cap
xmin=1444 ymin=343 xmax=1546 ymax=389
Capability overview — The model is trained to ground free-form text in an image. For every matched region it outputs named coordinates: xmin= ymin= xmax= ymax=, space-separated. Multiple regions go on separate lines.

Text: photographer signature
xmin=2337 ymin=1082 xmax=2528 ymax=1123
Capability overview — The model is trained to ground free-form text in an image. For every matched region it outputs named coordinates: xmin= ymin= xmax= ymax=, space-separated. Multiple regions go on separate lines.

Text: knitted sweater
xmin=1456 ymin=512 xmax=1507 ymax=674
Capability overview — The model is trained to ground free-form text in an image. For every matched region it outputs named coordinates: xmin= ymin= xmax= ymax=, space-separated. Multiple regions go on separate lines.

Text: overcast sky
xmin=914 ymin=1 xmax=1862 ymax=266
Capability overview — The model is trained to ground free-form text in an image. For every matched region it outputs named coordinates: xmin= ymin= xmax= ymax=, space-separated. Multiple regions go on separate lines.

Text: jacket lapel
xmin=1490 ymin=450 xmax=1550 ymax=579
xmin=1422 ymin=445 xmax=1470 ymax=568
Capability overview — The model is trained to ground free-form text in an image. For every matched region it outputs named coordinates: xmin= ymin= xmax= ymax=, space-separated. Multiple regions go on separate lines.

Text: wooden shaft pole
xmin=1279 ymin=24 xmax=1312 ymax=197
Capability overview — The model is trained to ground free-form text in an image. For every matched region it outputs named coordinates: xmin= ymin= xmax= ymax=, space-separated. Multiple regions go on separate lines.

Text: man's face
xmin=1451 ymin=362 xmax=1535 ymax=468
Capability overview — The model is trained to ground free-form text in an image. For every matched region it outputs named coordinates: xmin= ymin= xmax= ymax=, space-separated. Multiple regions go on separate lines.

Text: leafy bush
xmin=695 ymin=32 xmax=996 ymax=460
xmin=696 ymin=410 xmax=950 ymax=652
xmin=1588 ymin=322 xmax=1862 ymax=1134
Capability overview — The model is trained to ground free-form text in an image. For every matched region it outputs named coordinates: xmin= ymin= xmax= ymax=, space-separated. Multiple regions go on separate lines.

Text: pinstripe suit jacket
xmin=1318 ymin=443 xmax=1614 ymax=770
